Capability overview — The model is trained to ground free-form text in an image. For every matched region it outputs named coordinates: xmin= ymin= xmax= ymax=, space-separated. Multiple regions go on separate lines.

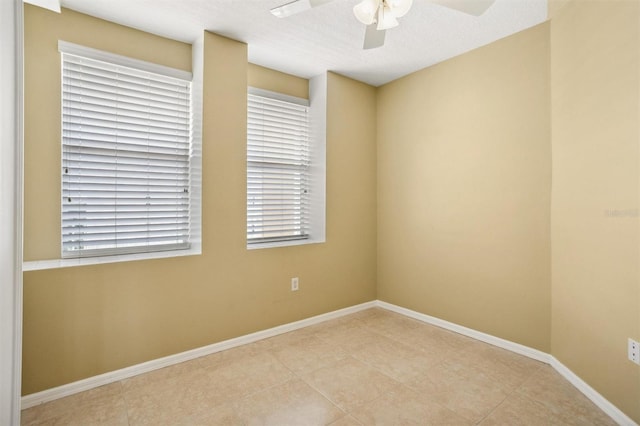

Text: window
xmin=60 ymin=42 xmax=194 ymax=259
xmin=247 ymin=89 xmax=310 ymax=245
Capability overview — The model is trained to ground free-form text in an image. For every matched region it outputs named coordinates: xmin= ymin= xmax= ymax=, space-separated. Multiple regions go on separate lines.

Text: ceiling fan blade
xmin=363 ymin=24 xmax=386 ymax=50
xmin=270 ymin=0 xmax=335 ymax=18
xmin=428 ymin=0 xmax=495 ymax=16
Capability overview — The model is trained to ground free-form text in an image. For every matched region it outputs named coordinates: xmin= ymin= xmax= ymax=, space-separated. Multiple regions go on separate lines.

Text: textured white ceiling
xmin=59 ymin=0 xmax=548 ymax=86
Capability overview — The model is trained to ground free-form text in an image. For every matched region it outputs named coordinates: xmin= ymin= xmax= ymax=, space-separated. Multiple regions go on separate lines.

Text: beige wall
xmin=550 ymin=0 xmax=640 ymax=422
xmin=248 ymin=63 xmax=309 ymax=99
xmin=377 ymin=23 xmax=552 ymax=352
xmin=547 ymin=0 xmax=571 ymax=19
xmin=22 ymin=6 xmax=377 ymax=394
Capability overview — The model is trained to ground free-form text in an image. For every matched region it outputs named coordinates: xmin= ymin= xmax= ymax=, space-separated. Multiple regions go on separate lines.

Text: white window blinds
xmin=247 ymin=90 xmax=310 ymax=244
xmin=61 ymin=47 xmax=192 ymax=258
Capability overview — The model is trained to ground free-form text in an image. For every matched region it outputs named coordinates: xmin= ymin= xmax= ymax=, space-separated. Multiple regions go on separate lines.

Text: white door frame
xmin=0 ymin=0 xmax=24 ymax=425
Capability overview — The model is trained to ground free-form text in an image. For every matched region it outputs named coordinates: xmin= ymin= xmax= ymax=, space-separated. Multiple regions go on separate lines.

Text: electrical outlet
xmin=291 ymin=277 xmax=299 ymax=292
xmin=629 ymin=338 xmax=640 ymax=365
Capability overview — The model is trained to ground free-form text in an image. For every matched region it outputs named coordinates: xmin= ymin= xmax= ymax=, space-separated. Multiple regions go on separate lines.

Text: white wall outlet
xmin=629 ymin=338 xmax=640 ymax=365
xmin=291 ymin=277 xmax=299 ymax=292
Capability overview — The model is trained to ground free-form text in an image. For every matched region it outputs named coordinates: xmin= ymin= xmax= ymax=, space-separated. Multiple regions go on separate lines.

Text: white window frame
xmin=24 ymin=41 xmax=203 ymax=270
xmin=247 ymin=74 xmax=326 ymax=250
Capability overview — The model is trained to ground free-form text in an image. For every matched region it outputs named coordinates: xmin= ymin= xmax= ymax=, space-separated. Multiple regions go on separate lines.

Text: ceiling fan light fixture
xmin=388 ymin=0 xmax=413 ymax=18
xmin=377 ymin=3 xmax=399 ymax=30
xmin=353 ymin=0 xmax=380 ymax=25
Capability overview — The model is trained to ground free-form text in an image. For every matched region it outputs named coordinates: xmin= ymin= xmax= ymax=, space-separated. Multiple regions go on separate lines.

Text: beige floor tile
xmin=126 ymin=402 xmax=190 ymax=426
xmin=170 ymin=401 xmax=243 ymax=426
xmin=469 ymin=340 xmax=543 ymax=372
xmin=361 ymin=311 xmax=423 ymax=338
xmin=122 ymin=363 xmax=211 ymax=400
xmin=336 ymin=328 xmax=388 ymax=353
xmin=444 ymin=342 xmax=543 ymax=392
xmin=517 ymin=365 xmax=617 ymax=426
xmin=301 ymin=356 xmax=401 ymax=413
xmin=350 ymin=385 xmax=472 ymax=425
xmin=234 ymin=379 xmax=345 ymax=426
xmin=328 ymin=415 xmax=363 ymax=426
xmin=311 ymin=314 xmax=366 ymax=329
xmin=389 ymin=322 xmax=476 ymax=353
xmin=198 ymin=340 xmax=272 ymax=370
xmin=269 ymin=334 xmax=349 ymax=374
xmin=479 ymin=393 xmax=568 ymax=425
xmin=127 ymin=399 xmax=242 ymax=426
xmin=345 ymin=333 xmax=437 ymax=382
xmin=404 ymin=361 xmax=509 ymax=423
xmin=22 ymin=394 xmax=128 ymax=426
xmin=330 ymin=326 xmax=387 ymax=355
xmin=305 ymin=317 xmax=371 ymax=347
xmin=20 ymin=309 xmax=620 ymax=426
xmin=347 ymin=308 xmax=389 ymax=322
xmin=121 ymin=358 xmax=202 ymax=392
xmin=202 ymin=350 xmax=295 ymax=402
xmin=396 ymin=334 xmax=459 ymax=366
xmin=364 ymin=317 xmax=470 ymax=366
xmin=263 ymin=328 xmax=317 ymax=347
xmin=21 ymin=383 xmax=123 ymax=425
xmin=124 ymin=369 xmax=227 ymax=426
xmin=424 ymin=326 xmax=476 ymax=351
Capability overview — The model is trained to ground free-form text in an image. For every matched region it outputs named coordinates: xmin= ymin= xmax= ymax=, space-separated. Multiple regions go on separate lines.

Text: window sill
xmin=247 ymin=237 xmax=325 ymax=250
xmin=22 ymin=245 xmax=202 ymax=271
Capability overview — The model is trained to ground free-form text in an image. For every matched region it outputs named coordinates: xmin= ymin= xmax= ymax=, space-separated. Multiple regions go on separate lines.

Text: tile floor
xmin=21 ymin=308 xmax=617 ymax=425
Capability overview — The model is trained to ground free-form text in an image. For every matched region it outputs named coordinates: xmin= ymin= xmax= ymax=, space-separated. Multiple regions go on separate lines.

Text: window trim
xmin=247 ymin=87 xmax=310 ymax=246
xmin=35 ymin=41 xmax=204 ymax=268
xmin=248 ymin=87 xmax=309 ymax=107
xmin=246 ymin=74 xmax=326 ymax=250
xmin=58 ymin=41 xmax=192 ymax=81
xmin=22 ymin=246 xmax=201 ymax=271
xmin=60 ymin=42 xmax=193 ymax=258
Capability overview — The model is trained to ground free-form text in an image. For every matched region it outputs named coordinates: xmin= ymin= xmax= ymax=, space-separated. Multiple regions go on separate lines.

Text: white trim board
xmin=21 ymin=300 xmax=638 ymax=426
xmin=375 ymin=301 xmax=638 ymax=426
xmin=375 ymin=300 xmax=551 ymax=363
xmin=549 ymin=357 xmax=637 ymax=426
xmin=2 ymin=1 xmax=23 ymax=425
xmin=21 ymin=301 xmax=376 ymax=409
xmin=58 ymin=41 xmax=192 ymax=81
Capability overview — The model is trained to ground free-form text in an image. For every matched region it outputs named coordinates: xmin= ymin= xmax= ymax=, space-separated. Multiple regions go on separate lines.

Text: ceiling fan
xmin=270 ymin=0 xmax=496 ymax=50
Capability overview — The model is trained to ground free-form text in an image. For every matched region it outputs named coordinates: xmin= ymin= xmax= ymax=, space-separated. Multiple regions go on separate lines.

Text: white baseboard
xmin=21 ymin=299 xmax=638 ymax=426
xmin=375 ymin=300 xmax=551 ymax=363
xmin=21 ymin=301 xmax=376 ymax=409
xmin=549 ymin=357 xmax=638 ymax=426
xmin=375 ymin=300 xmax=638 ymax=426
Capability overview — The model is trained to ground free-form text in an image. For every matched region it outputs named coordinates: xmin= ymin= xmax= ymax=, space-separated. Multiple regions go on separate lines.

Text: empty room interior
xmin=6 ymin=0 xmax=640 ymax=424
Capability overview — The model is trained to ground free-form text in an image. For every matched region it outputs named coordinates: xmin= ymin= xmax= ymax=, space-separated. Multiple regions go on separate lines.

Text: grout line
xmin=294 ymin=361 xmax=350 ymax=414
xmin=473 ymin=393 xmax=510 ymax=426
